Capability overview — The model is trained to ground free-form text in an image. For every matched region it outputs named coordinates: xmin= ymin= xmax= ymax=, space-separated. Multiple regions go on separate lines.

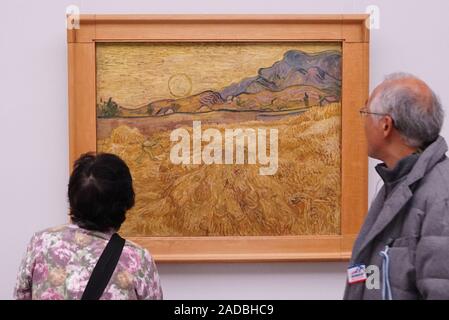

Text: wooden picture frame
xmin=67 ymin=14 xmax=369 ymax=262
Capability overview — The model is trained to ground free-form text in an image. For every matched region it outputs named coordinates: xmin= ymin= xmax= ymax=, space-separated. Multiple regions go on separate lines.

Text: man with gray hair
xmin=344 ymin=73 xmax=449 ymax=299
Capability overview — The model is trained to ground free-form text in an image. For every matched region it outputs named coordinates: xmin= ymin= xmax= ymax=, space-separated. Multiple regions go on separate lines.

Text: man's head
xmin=363 ymin=73 xmax=443 ymax=162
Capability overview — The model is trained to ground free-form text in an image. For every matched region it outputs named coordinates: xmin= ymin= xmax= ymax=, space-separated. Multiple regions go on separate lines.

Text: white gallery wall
xmin=1 ymin=0 xmax=448 ymax=299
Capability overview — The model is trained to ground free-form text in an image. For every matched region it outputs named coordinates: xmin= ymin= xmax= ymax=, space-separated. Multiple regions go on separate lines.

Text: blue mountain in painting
xmin=219 ymin=50 xmax=342 ymax=100
xmin=103 ymin=49 xmax=342 ymax=118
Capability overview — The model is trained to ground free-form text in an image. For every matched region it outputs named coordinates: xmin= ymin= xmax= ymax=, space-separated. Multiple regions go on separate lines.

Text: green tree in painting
xmin=97 ymin=97 xmax=119 ymax=118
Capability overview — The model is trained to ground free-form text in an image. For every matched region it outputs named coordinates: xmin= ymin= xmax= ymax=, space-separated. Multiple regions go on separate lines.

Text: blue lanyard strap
xmin=379 ymin=245 xmax=393 ymax=300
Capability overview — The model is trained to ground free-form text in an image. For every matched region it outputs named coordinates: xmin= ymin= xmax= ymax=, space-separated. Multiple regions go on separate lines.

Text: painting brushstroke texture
xmin=96 ymin=42 xmax=342 ymax=236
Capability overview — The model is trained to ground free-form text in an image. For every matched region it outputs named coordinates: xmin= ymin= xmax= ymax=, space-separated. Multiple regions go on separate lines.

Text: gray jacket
xmin=344 ymin=136 xmax=449 ymax=300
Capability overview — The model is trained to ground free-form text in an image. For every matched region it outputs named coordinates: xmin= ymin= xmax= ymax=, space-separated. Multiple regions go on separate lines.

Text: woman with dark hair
xmin=14 ymin=153 xmax=163 ymax=300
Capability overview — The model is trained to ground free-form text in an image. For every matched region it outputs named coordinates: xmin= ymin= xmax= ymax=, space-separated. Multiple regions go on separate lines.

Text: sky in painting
xmin=96 ymin=42 xmax=341 ymax=108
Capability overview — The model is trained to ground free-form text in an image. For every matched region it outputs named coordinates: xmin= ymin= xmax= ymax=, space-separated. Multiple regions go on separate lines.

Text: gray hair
xmin=370 ymin=72 xmax=444 ymax=148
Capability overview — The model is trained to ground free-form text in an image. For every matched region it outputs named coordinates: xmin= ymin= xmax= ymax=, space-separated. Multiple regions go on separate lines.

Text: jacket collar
xmin=375 ymin=153 xmax=420 ymax=185
xmin=375 ymin=153 xmax=420 ymax=196
xmin=405 ymin=136 xmax=448 ymax=185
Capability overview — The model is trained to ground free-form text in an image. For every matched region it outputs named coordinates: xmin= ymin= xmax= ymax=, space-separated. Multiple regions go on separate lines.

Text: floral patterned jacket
xmin=14 ymin=224 xmax=163 ymax=300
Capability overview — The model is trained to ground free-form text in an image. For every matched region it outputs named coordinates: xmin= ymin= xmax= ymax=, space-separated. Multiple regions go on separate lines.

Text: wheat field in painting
xmin=96 ymin=42 xmax=342 ymax=236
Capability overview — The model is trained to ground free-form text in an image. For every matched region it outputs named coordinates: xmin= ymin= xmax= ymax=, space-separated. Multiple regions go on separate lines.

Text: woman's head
xmin=68 ymin=152 xmax=135 ymax=232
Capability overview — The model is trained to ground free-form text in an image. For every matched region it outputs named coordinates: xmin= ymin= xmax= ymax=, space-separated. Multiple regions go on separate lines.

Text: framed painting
xmin=67 ymin=15 xmax=369 ymax=262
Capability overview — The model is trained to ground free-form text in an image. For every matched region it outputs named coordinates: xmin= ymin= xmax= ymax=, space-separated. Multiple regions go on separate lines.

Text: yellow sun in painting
xmin=168 ymin=73 xmax=192 ymax=98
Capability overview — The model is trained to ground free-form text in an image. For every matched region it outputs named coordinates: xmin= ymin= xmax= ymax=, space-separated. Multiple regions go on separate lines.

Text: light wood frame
xmin=67 ymin=14 xmax=369 ymax=262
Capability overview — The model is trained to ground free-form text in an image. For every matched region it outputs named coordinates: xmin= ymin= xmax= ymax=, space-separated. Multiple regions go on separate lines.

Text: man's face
xmin=364 ymin=86 xmax=385 ymax=160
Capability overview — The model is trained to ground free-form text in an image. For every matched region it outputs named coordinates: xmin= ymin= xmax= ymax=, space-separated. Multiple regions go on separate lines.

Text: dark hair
xmin=68 ymin=152 xmax=135 ymax=232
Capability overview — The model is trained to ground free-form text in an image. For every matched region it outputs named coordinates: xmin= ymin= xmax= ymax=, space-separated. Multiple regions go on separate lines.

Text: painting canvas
xmin=96 ymin=42 xmax=342 ymax=237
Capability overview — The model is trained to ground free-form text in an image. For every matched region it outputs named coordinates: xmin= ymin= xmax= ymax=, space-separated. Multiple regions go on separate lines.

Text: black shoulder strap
xmin=81 ymin=233 xmax=126 ymax=300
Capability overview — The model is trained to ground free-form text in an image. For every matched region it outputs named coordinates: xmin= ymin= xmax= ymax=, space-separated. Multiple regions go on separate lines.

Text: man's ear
xmin=382 ymin=116 xmax=394 ymax=137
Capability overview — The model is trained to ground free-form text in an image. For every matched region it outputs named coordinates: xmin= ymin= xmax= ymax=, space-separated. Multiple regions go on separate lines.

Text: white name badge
xmin=347 ymin=264 xmax=367 ymax=284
